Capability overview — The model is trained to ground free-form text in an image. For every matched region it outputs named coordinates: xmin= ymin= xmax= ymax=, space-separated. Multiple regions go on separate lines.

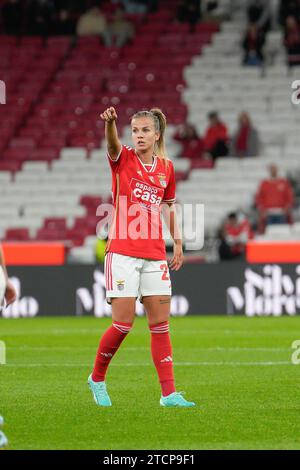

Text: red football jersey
xmin=105 ymin=144 xmax=176 ymax=260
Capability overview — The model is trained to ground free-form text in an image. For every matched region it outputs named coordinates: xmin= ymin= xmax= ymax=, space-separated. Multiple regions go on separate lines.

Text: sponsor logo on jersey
xmin=130 ymin=178 xmax=164 ymax=212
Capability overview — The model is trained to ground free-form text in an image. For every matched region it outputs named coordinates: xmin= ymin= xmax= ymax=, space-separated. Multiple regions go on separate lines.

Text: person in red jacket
xmin=255 ymin=164 xmax=295 ymax=233
xmin=173 ymin=123 xmax=204 ymax=160
xmin=219 ymin=212 xmax=253 ymax=260
xmin=203 ymin=111 xmax=229 ymax=161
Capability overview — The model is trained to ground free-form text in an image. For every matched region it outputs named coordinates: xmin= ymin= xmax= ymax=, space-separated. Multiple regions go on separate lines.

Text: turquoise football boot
xmin=0 ymin=431 xmax=8 ymax=449
xmin=88 ymin=374 xmax=112 ymax=407
xmin=160 ymin=392 xmax=195 ymax=407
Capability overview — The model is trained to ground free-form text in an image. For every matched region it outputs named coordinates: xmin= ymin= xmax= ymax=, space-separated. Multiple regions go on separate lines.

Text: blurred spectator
xmin=95 ymin=237 xmax=107 ymax=264
xmin=231 ymin=112 xmax=261 ymax=157
xmin=1 ymin=0 xmax=22 ymax=35
xmin=279 ymin=0 xmax=300 ymax=26
xmin=173 ymin=123 xmax=204 ymax=160
xmin=103 ymin=8 xmax=134 ymax=48
xmin=255 ymin=164 xmax=295 ymax=233
xmin=201 ymin=0 xmax=231 ymax=22
xmin=54 ymin=8 xmax=76 ymax=35
xmin=288 ymin=168 xmax=300 ymax=203
xmin=121 ymin=0 xmax=149 ymax=15
xmin=176 ymin=0 xmax=202 ymax=30
xmin=218 ymin=212 xmax=253 ymax=261
xmin=247 ymin=0 xmax=272 ymax=34
xmin=76 ymin=6 xmax=107 ymax=37
xmin=203 ymin=112 xmax=229 ymax=161
xmin=242 ymin=22 xmax=265 ymax=65
xmin=284 ymin=15 xmax=300 ymax=66
xmin=26 ymin=0 xmax=56 ymax=36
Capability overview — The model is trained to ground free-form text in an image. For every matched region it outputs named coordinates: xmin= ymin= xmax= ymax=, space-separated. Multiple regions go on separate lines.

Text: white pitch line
xmin=4 ymin=346 xmax=291 ymax=351
xmin=2 ymin=361 xmax=291 ymax=368
xmin=1 ymin=328 xmax=299 ymax=336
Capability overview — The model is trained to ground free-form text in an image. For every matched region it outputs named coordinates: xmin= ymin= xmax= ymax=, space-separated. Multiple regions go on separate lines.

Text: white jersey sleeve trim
xmin=107 ymin=145 xmax=123 ymax=162
xmin=162 ymin=198 xmax=176 ymax=203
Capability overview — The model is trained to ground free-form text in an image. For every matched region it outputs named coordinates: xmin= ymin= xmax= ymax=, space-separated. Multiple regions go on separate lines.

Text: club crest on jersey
xmin=158 ymin=175 xmax=167 ymax=188
xmin=116 ymin=280 xmax=125 ymax=291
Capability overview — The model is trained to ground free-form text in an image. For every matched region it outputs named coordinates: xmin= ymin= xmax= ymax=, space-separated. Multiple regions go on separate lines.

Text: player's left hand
xmin=169 ymin=242 xmax=184 ymax=271
xmin=5 ymin=280 xmax=17 ymax=306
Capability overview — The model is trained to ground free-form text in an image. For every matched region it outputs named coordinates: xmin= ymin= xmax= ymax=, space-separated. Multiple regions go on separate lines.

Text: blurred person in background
xmin=279 ymin=0 xmax=300 ymax=26
xmin=95 ymin=238 xmax=107 ymax=264
xmin=76 ymin=5 xmax=107 ymax=37
xmin=242 ymin=22 xmax=265 ymax=65
xmin=53 ymin=8 xmax=76 ymax=35
xmin=121 ymin=0 xmax=150 ymax=15
xmin=247 ymin=0 xmax=272 ymax=35
xmin=255 ymin=164 xmax=295 ymax=233
xmin=103 ymin=7 xmax=134 ymax=48
xmin=176 ymin=0 xmax=202 ymax=30
xmin=288 ymin=168 xmax=300 ymax=204
xmin=218 ymin=212 xmax=253 ymax=261
xmin=173 ymin=123 xmax=204 ymax=160
xmin=201 ymin=0 xmax=231 ymax=22
xmin=203 ymin=111 xmax=229 ymax=161
xmin=231 ymin=111 xmax=261 ymax=157
xmin=1 ymin=0 xmax=22 ymax=35
xmin=284 ymin=15 xmax=300 ymax=66
xmin=26 ymin=0 xmax=56 ymax=36
xmin=95 ymin=226 xmax=108 ymax=264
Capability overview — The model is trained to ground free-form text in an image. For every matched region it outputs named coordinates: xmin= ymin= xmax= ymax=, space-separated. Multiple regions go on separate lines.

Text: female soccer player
xmin=88 ymin=107 xmax=195 ymax=407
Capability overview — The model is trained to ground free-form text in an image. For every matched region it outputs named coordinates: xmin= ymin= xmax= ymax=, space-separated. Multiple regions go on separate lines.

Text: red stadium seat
xmin=80 ymin=196 xmax=103 ymax=215
xmin=9 ymin=137 xmax=36 ymax=149
xmin=3 ymin=148 xmax=31 ymax=162
xmin=36 ymin=228 xmax=68 ymax=241
xmin=190 ymin=159 xmax=214 ymax=169
xmin=43 ymin=218 xmax=67 ymax=231
xmin=0 ymin=161 xmax=22 ymax=172
xmin=29 ymin=148 xmax=58 ymax=162
xmin=5 ymin=228 xmax=30 ymax=241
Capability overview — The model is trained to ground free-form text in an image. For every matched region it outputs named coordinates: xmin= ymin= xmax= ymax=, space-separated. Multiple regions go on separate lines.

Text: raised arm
xmin=100 ymin=107 xmax=122 ymax=160
xmin=0 ymin=245 xmax=8 ymax=280
xmin=0 ymin=244 xmax=17 ymax=305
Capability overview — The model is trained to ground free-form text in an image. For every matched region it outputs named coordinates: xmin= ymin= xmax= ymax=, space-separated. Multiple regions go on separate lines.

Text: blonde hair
xmin=131 ymin=108 xmax=168 ymax=165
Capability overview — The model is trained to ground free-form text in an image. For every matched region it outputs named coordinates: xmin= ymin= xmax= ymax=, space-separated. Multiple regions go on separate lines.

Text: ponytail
xmin=131 ymin=108 xmax=168 ymax=166
xmin=150 ymin=108 xmax=167 ymax=163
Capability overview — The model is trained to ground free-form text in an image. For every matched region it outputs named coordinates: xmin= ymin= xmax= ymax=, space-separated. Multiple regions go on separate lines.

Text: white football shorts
xmin=104 ymin=252 xmax=172 ymax=304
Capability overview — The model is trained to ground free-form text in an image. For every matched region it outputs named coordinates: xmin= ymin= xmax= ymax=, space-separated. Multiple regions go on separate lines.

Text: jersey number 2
xmin=160 ymin=264 xmax=169 ymax=281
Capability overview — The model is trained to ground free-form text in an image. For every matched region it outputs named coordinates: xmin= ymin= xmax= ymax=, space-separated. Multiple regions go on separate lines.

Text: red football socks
xmin=150 ymin=321 xmax=176 ymax=397
xmin=92 ymin=321 xmax=132 ymax=382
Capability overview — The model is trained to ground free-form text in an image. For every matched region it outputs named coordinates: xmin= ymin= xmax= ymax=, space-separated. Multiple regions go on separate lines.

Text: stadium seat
xmin=5 ymin=228 xmax=30 ymax=241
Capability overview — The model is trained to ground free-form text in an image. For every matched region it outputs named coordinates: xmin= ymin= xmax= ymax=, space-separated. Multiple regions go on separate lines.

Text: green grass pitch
xmin=0 ymin=315 xmax=300 ymax=450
